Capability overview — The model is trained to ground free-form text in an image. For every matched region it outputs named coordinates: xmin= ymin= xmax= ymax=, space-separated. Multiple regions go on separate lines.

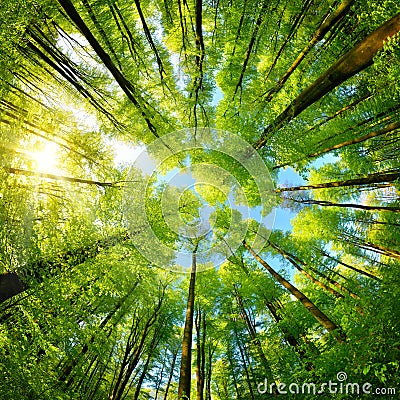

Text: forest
xmin=0 ymin=0 xmax=399 ymax=399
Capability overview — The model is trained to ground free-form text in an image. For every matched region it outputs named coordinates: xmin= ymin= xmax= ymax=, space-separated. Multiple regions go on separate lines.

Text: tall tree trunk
xmin=263 ymin=0 xmax=314 ymax=82
xmin=133 ymin=330 xmax=159 ymax=400
xmin=154 ymin=349 xmax=168 ymax=400
xmin=195 ymin=307 xmax=205 ymax=400
xmin=226 ymin=347 xmax=240 ymax=399
xmin=273 ymin=120 xmax=400 ymax=170
xmin=233 ymin=286 xmax=276 ymax=386
xmin=233 ymin=324 xmax=255 ymax=400
xmin=111 ymin=291 xmax=165 ymax=400
xmin=340 ymin=233 xmax=400 ymax=260
xmin=276 ymin=170 xmax=400 ymax=193
xmin=58 ymin=279 xmax=140 ymax=385
xmin=254 ymin=13 xmax=400 ymax=148
xmin=268 ymin=241 xmax=344 ymax=298
xmin=302 ymin=120 xmax=400 ymax=161
xmin=178 ymin=245 xmax=198 ymax=399
xmin=265 ymin=299 xmax=315 ymax=371
xmin=264 ymin=0 xmax=355 ymax=102
xmin=269 ymin=242 xmax=360 ymax=300
xmin=204 ymin=344 xmax=214 ymax=400
xmin=243 ymin=242 xmax=345 ymax=342
xmin=0 ymin=231 xmax=133 ymax=305
xmin=287 ymin=197 xmax=400 ymax=212
xmin=163 ymin=348 xmax=178 ymax=400
xmin=57 ymin=0 xmax=158 ymax=136
xmin=0 ymin=273 xmax=25 ymax=303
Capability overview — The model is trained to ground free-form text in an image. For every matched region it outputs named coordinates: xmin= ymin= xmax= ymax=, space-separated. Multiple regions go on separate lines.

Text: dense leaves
xmin=0 ymin=0 xmax=399 ymax=399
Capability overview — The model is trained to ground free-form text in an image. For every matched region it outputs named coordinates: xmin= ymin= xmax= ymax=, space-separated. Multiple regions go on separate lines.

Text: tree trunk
xmin=288 ymin=197 xmax=400 ymax=212
xmin=57 ymin=0 xmax=158 ymax=136
xmin=111 ymin=292 xmax=165 ymax=400
xmin=8 ymin=167 xmax=120 ymax=187
xmin=316 ymin=247 xmax=381 ymax=281
xmin=341 ymin=233 xmax=400 ymax=260
xmin=254 ymin=13 xmax=400 ymax=148
xmin=0 ymin=231 xmax=133 ymax=305
xmin=204 ymin=344 xmax=214 ymax=400
xmin=0 ymin=273 xmax=25 ymax=303
xmin=271 ymin=243 xmax=360 ymax=300
xmin=273 ymin=119 xmax=399 ymax=170
xmin=244 ymin=242 xmax=345 ymax=342
xmin=305 ymin=121 xmax=400 ymax=160
xmin=195 ymin=307 xmax=205 ymax=400
xmin=233 ymin=286 xmax=276 ymax=385
xmin=58 ymin=279 xmax=139 ymax=385
xmin=133 ymin=330 xmax=159 ymax=400
xmin=268 ymin=241 xmax=344 ymax=298
xmin=276 ymin=170 xmax=400 ymax=193
xmin=163 ymin=348 xmax=178 ymax=400
xmin=264 ymin=0 xmax=355 ymax=102
xmin=265 ymin=299 xmax=315 ymax=371
xmin=154 ymin=349 xmax=168 ymax=400
xmin=178 ymin=246 xmax=198 ymax=399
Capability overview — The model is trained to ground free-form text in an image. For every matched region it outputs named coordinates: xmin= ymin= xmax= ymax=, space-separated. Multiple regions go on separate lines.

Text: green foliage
xmin=0 ymin=0 xmax=399 ymax=399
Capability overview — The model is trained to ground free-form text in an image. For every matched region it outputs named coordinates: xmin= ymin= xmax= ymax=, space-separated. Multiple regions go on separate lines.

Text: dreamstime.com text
xmin=257 ymin=372 xmax=396 ymax=396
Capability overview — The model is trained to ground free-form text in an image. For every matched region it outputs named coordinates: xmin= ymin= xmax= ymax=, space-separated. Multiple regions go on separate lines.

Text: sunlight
xmin=31 ymin=142 xmax=60 ymax=174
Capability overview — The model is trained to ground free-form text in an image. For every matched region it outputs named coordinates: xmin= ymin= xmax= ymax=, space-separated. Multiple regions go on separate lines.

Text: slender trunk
xmin=264 ymin=0 xmax=355 ymax=102
xmin=244 ymin=242 xmax=345 ymax=342
xmin=233 ymin=285 xmax=276 ymax=388
xmin=265 ymin=300 xmax=297 ymax=346
xmin=8 ymin=167 xmax=120 ymax=187
xmin=178 ymin=246 xmax=198 ymax=399
xmin=268 ymin=242 xmax=344 ymax=298
xmin=81 ymin=0 xmax=123 ymax=71
xmin=204 ymin=344 xmax=214 ymax=400
xmin=305 ymin=121 xmax=400 ymax=160
xmin=57 ymin=0 xmax=158 ymax=136
xmin=265 ymin=300 xmax=315 ymax=370
xmin=205 ymin=344 xmax=216 ymax=400
xmin=254 ymin=13 xmax=400 ymax=148
xmin=341 ymin=233 xmax=400 ymax=260
xmin=111 ymin=292 xmax=165 ymax=400
xmin=317 ymin=247 xmax=381 ymax=281
xmin=264 ymin=0 xmax=313 ymax=82
xmin=0 ymin=231 xmax=134 ymax=305
xmin=273 ymin=119 xmax=399 ymax=170
xmin=276 ymin=170 xmax=400 ymax=193
xmin=133 ymin=331 xmax=159 ymax=400
xmin=233 ymin=325 xmax=255 ymax=400
xmin=230 ymin=0 xmax=247 ymax=58
xmin=163 ymin=349 xmax=178 ymax=400
xmin=154 ymin=349 xmax=167 ymax=400
xmin=232 ymin=1 xmax=269 ymax=99
xmin=0 ymin=273 xmax=25 ymax=303
xmin=195 ymin=307 xmax=205 ymax=400
xmin=226 ymin=348 xmax=240 ymax=398
xmin=289 ymin=197 xmax=400 ymax=212
xmin=270 ymin=243 xmax=360 ymax=300
xmin=133 ymin=0 xmax=165 ymax=79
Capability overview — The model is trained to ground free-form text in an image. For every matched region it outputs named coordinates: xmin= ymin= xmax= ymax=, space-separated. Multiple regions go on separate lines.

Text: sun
xmin=31 ymin=142 xmax=60 ymax=174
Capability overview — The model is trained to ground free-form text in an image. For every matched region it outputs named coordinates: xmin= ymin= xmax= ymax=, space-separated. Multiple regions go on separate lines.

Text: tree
xmin=1 ymin=1 xmax=400 ymax=399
